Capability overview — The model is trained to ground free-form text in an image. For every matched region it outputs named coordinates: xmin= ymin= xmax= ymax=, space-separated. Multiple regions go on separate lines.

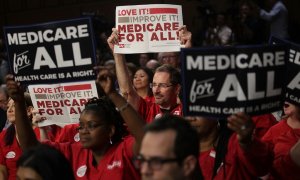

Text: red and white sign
xmin=28 ymin=80 xmax=98 ymax=127
xmin=115 ymin=4 xmax=183 ymax=53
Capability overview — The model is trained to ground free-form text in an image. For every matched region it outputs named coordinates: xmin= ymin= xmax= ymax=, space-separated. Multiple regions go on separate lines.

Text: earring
xmin=110 ymin=138 xmax=113 ymax=145
xmin=217 ymin=120 xmax=221 ymax=129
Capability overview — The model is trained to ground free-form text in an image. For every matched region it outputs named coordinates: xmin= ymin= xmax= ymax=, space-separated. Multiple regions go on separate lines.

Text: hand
xmin=96 ymin=67 xmax=116 ymax=95
xmin=31 ymin=109 xmax=46 ymax=125
xmin=5 ymin=74 xmax=25 ymax=102
xmin=107 ymin=28 xmax=119 ymax=53
xmin=177 ymin=25 xmax=192 ymax=48
xmin=227 ymin=112 xmax=255 ymax=146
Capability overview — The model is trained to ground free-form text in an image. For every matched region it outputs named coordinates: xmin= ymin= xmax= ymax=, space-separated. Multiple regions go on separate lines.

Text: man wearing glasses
xmin=107 ymin=26 xmax=191 ymax=123
xmin=135 ymin=114 xmax=203 ymax=180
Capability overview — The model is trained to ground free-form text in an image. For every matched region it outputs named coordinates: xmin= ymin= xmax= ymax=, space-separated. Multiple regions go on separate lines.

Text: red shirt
xmin=46 ymin=135 xmax=140 ymax=180
xmin=252 ymin=114 xmax=277 ymax=139
xmin=199 ymin=134 xmax=271 ymax=180
xmin=55 ymin=123 xmax=80 ymax=143
xmin=34 ymin=125 xmax=62 ymax=142
xmin=262 ymin=119 xmax=300 ymax=179
xmin=144 ymin=95 xmax=155 ymax=103
xmin=0 ymin=131 xmax=22 ymax=180
xmin=138 ymin=98 xmax=182 ymax=123
xmin=0 ymin=126 xmax=59 ymax=180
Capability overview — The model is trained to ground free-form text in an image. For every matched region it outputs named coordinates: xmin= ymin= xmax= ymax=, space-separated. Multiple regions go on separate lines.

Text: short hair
xmin=155 ymin=64 xmax=181 ymax=85
xmin=17 ymin=144 xmax=75 ymax=180
xmin=144 ymin=114 xmax=199 ymax=164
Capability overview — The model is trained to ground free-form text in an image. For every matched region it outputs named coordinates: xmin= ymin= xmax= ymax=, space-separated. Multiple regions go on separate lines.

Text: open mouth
xmin=284 ymin=103 xmax=290 ymax=108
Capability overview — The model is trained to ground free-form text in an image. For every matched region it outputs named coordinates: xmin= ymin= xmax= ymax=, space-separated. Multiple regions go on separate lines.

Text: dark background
xmin=0 ymin=0 xmax=299 ymax=44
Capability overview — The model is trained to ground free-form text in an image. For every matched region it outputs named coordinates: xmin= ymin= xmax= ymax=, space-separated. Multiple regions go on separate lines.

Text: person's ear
xmin=175 ymin=84 xmax=181 ymax=96
xmin=182 ymin=155 xmax=198 ymax=177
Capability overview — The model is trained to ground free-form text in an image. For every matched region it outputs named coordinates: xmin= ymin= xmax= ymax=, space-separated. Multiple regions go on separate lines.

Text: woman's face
xmin=186 ymin=116 xmax=218 ymax=137
xmin=284 ymin=102 xmax=295 ymax=116
xmin=7 ymin=98 xmax=15 ymax=123
xmin=284 ymin=102 xmax=300 ymax=118
xmin=133 ymin=69 xmax=150 ymax=90
xmin=17 ymin=167 xmax=43 ymax=180
xmin=78 ymin=110 xmax=113 ymax=150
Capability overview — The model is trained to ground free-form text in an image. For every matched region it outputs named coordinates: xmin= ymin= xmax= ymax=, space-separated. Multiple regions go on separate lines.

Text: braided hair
xmin=82 ymin=97 xmax=128 ymax=144
xmin=212 ymin=119 xmax=233 ymax=179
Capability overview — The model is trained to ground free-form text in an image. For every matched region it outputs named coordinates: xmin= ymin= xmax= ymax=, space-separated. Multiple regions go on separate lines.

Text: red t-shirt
xmin=199 ymin=134 xmax=271 ymax=180
xmin=262 ymin=119 xmax=300 ymax=179
xmin=46 ymin=135 xmax=140 ymax=180
xmin=0 ymin=131 xmax=22 ymax=180
xmin=0 ymin=126 xmax=59 ymax=180
xmin=138 ymin=98 xmax=182 ymax=123
xmin=55 ymin=123 xmax=80 ymax=143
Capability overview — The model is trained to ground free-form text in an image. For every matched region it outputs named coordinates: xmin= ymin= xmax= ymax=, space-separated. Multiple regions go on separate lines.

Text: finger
xmin=5 ymin=74 xmax=14 ymax=81
xmin=177 ymin=25 xmax=186 ymax=32
xmin=112 ymin=28 xmax=118 ymax=34
xmin=227 ymin=122 xmax=241 ymax=132
xmin=227 ymin=115 xmax=247 ymax=133
xmin=227 ymin=114 xmax=244 ymax=127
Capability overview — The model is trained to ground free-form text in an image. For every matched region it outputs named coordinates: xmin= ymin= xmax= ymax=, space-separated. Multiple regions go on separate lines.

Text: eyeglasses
xmin=133 ymin=155 xmax=179 ymax=170
xmin=77 ymin=122 xmax=103 ymax=132
xmin=150 ymin=83 xmax=173 ymax=89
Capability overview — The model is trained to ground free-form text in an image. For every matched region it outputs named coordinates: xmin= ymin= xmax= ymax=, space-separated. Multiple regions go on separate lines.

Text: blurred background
xmin=0 ymin=0 xmax=299 ymax=44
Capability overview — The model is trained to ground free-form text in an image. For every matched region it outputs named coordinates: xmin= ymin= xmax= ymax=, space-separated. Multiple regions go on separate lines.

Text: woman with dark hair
xmin=186 ymin=114 xmax=272 ymax=180
xmin=17 ymin=144 xmax=74 ymax=180
xmin=6 ymin=70 xmax=145 ymax=179
xmin=0 ymin=93 xmax=60 ymax=180
xmin=133 ymin=67 xmax=154 ymax=103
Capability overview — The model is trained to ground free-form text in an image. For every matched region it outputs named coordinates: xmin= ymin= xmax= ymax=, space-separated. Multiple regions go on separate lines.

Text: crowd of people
xmin=0 ymin=0 xmax=299 ymax=180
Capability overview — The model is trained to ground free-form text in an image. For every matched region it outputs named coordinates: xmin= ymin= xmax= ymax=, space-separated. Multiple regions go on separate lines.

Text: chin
xmin=155 ymin=100 xmax=163 ymax=105
xmin=80 ymin=141 xmax=91 ymax=149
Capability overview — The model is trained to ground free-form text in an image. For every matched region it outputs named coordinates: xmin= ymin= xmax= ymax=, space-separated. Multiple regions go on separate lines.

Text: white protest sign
xmin=115 ymin=4 xmax=183 ymax=54
xmin=28 ymin=81 xmax=98 ymax=127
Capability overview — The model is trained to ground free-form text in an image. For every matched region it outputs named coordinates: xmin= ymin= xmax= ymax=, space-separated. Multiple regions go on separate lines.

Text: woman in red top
xmin=6 ymin=69 xmax=145 ymax=180
xmin=262 ymin=102 xmax=300 ymax=179
xmin=186 ymin=114 xmax=272 ymax=180
xmin=133 ymin=67 xmax=154 ymax=103
xmin=0 ymin=93 xmax=60 ymax=180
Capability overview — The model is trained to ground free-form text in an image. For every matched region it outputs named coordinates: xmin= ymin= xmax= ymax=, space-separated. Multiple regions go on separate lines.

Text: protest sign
xmin=181 ymin=45 xmax=287 ymax=117
xmin=270 ymin=36 xmax=300 ymax=106
xmin=115 ymin=4 xmax=183 ymax=54
xmin=3 ymin=17 xmax=97 ymax=85
xmin=28 ymin=81 xmax=98 ymax=127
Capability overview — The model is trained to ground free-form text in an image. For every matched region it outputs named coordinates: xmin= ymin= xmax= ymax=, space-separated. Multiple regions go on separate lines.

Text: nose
xmin=135 ymin=77 xmax=141 ymax=81
xmin=140 ymin=162 xmax=153 ymax=177
xmin=7 ymin=106 xmax=13 ymax=112
xmin=152 ymin=86 xmax=160 ymax=94
xmin=79 ymin=126 xmax=90 ymax=134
